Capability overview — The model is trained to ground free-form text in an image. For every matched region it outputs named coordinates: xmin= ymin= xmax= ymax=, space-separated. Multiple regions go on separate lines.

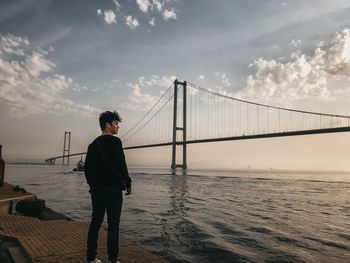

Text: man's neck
xmin=101 ymin=129 xmax=113 ymax=136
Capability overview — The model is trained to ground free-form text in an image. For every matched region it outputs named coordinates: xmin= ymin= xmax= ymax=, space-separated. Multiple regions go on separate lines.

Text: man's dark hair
xmin=99 ymin=111 xmax=122 ymax=130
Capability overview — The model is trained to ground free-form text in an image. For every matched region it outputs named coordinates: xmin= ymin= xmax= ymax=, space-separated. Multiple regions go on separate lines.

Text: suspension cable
xmin=121 ymin=82 xmax=174 ymax=140
xmin=71 ymin=134 xmax=86 ymax=152
xmin=123 ymin=94 xmax=174 ymax=143
xmin=187 ymin=82 xmax=350 ymax=119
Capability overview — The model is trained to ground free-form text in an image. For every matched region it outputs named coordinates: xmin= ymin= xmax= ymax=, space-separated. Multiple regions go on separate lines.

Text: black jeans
xmin=87 ymin=186 xmax=123 ymax=262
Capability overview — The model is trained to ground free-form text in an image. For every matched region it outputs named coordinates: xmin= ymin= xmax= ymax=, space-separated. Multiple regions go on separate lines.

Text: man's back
xmin=84 ymin=134 xmax=131 ymax=188
xmin=86 ymin=111 xmax=131 ymax=263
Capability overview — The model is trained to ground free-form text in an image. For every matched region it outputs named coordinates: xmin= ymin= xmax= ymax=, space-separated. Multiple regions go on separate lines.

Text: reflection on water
xmin=5 ymin=165 xmax=350 ymax=263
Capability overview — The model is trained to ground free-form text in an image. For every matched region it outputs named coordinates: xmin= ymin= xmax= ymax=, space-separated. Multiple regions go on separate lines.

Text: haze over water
xmin=5 ymin=164 xmax=350 ymax=263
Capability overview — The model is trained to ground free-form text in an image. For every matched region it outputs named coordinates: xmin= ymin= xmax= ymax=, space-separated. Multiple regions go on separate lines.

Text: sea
xmin=5 ymin=164 xmax=350 ymax=263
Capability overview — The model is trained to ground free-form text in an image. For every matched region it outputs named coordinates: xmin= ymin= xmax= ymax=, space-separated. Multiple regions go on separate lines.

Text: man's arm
xmin=116 ymin=138 xmax=132 ymax=194
xmin=84 ymin=144 xmax=95 ymax=187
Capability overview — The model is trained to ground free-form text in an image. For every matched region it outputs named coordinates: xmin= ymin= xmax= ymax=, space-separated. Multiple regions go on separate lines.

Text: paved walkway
xmin=0 ymin=182 xmax=34 ymax=203
xmin=0 ymin=183 xmax=170 ymax=263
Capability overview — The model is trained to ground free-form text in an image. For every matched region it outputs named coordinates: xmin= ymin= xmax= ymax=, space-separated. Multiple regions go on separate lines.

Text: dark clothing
xmin=87 ymin=186 xmax=123 ymax=262
xmin=85 ymin=135 xmax=131 ymax=188
xmin=85 ymin=134 xmax=131 ymax=262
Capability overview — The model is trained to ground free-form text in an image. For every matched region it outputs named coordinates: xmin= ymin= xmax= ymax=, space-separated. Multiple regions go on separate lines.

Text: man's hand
xmin=125 ymin=186 xmax=132 ymax=195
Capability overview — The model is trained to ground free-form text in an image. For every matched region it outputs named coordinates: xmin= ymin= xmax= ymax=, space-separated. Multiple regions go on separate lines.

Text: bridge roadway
xmin=45 ymin=126 xmax=350 ymax=163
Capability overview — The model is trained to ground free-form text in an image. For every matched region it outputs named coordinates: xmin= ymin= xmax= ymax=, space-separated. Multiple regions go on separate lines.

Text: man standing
xmin=85 ymin=111 xmax=132 ymax=263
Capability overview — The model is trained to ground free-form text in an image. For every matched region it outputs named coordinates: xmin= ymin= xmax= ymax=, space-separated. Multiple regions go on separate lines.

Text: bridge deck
xmin=46 ymin=126 xmax=350 ymax=160
xmin=0 ymin=183 xmax=169 ymax=263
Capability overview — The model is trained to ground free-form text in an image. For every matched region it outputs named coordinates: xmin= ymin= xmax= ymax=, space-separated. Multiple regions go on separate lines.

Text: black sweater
xmin=84 ymin=135 xmax=131 ymax=188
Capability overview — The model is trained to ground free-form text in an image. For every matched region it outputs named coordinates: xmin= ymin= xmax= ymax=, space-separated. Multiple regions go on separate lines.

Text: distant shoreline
xmin=6 ymin=162 xmax=350 ymax=174
xmin=8 ymin=162 xmax=46 ymax=165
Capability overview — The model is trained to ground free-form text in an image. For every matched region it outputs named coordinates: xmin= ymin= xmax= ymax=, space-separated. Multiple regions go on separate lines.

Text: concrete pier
xmin=0 ymin=182 xmax=170 ymax=263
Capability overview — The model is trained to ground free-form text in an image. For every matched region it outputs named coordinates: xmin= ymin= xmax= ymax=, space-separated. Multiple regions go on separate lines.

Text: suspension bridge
xmin=45 ymin=79 xmax=350 ymax=169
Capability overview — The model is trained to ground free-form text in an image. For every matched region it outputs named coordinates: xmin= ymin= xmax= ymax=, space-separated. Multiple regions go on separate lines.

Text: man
xmin=85 ymin=111 xmax=132 ymax=263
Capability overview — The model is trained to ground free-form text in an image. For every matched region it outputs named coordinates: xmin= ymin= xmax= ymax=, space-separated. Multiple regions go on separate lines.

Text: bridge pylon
xmin=62 ymin=131 xmax=71 ymax=165
xmin=171 ymin=79 xmax=187 ymax=170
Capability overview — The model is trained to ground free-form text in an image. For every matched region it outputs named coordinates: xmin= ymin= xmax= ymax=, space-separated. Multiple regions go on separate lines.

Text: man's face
xmin=106 ymin=120 xmax=119 ymax=134
xmin=111 ymin=120 xmax=119 ymax=134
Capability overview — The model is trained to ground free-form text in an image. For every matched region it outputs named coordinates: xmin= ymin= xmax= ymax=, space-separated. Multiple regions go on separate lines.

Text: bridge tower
xmin=62 ymin=131 xmax=71 ymax=165
xmin=171 ymin=79 xmax=187 ymax=170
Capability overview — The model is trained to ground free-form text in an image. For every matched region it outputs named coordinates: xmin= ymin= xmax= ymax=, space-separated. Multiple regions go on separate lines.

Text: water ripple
xmin=6 ymin=165 xmax=350 ymax=263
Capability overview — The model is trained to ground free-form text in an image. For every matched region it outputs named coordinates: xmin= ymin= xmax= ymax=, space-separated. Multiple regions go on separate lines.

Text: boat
xmin=66 ymin=160 xmax=84 ymax=174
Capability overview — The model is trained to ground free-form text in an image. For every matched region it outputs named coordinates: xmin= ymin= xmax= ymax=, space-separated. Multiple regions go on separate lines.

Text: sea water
xmin=5 ymin=165 xmax=350 ymax=263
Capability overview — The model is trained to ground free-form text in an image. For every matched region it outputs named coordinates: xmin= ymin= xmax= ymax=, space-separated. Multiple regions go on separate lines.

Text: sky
xmin=1 ymin=0 xmax=350 ymax=171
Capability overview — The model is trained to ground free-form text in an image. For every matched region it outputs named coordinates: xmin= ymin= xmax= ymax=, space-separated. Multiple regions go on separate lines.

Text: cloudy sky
xmin=1 ymin=0 xmax=350 ymax=171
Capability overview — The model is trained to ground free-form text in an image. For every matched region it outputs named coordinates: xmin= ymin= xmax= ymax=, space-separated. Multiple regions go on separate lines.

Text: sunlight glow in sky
xmin=1 ymin=0 xmax=350 ymax=171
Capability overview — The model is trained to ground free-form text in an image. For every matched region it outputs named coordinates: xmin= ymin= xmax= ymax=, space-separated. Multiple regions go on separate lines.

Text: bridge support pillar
xmin=171 ymin=79 xmax=187 ymax=170
xmin=62 ymin=131 xmax=71 ymax=165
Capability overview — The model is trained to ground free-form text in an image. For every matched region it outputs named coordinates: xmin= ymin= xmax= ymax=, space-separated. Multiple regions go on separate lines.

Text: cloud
xmin=0 ymin=34 xmax=100 ymax=117
xmin=317 ymin=41 xmax=325 ymax=47
xmin=122 ymin=75 xmax=176 ymax=111
xmin=98 ymin=0 xmax=177 ymax=29
xmin=0 ymin=34 xmax=29 ymax=55
xmin=138 ymin=74 xmax=176 ymax=88
xmin=236 ymin=29 xmax=350 ymax=104
xmin=137 ymin=0 xmax=152 ymax=13
xmin=326 ymin=29 xmax=350 ymax=75
xmin=125 ymin=15 xmax=139 ymax=29
xmin=152 ymin=0 xmax=164 ymax=12
xmin=122 ymin=83 xmax=158 ymax=111
xmin=162 ymin=8 xmax=177 ymax=20
xmin=198 ymin=75 xmax=205 ymax=80
xmin=97 ymin=9 xmax=117 ymax=24
xmin=104 ymin=10 xmax=117 ymax=24
xmin=149 ymin=17 xmax=155 ymax=26
xmin=113 ymin=0 xmax=121 ymax=9
xmin=215 ymin=72 xmax=232 ymax=87
xmin=289 ymin=39 xmax=301 ymax=49
xmin=137 ymin=0 xmax=165 ymax=13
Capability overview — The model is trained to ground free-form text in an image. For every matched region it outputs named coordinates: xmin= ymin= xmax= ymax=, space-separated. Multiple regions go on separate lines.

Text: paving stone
xmin=0 ymin=183 xmax=170 ymax=263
